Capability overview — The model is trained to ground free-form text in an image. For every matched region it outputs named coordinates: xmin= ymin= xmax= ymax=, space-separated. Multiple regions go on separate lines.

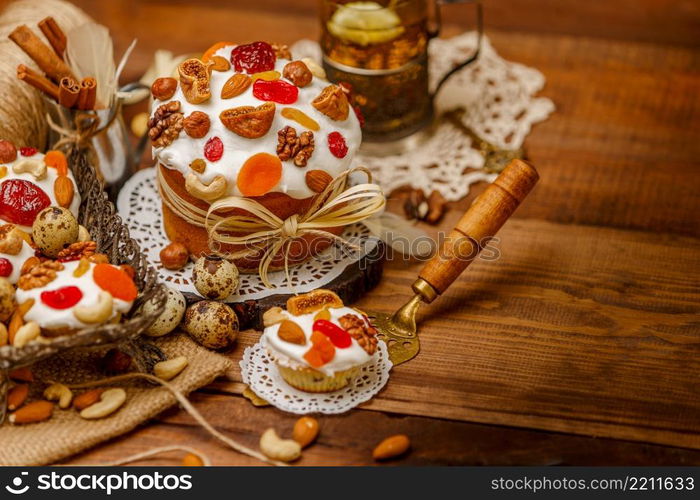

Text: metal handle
xmin=430 ymin=0 xmax=483 ymax=98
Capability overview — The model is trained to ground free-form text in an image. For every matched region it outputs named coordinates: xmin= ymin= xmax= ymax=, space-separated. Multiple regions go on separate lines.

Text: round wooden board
xmin=182 ymin=242 xmax=385 ymax=330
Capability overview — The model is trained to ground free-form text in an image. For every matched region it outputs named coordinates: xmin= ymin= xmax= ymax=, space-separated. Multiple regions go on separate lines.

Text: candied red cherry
xmin=327 ymin=132 xmax=348 ymax=159
xmin=313 ymin=319 xmax=352 ymax=348
xmin=0 ymin=179 xmax=51 ymax=226
xmin=204 ymin=136 xmax=223 ymax=162
xmin=231 ymin=41 xmax=276 ymax=74
xmin=0 ymin=258 xmax=12 ymax=277
xmin=41 ymin=285 xmax=84 ymax=310
xmin=19 ymin=147 xmax=38 ymax=157
xmin=353 ymin=105 xmax=365 ymax=128
xmin=252 ymin=79 xmax=298 ymax=104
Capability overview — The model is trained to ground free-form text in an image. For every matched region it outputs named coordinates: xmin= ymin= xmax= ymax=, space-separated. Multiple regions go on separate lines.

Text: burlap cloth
xmin=0 ymin=333 xmax=232 ymax=466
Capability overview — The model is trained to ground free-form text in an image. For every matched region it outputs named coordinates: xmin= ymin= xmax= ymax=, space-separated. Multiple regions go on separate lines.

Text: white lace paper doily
xmin=240 ymin=340 xmax=392 ymax=414
xmin=292 ymin=32 xmax=555 ymax=201
xmin=116 ymin=168 xmax=380 ymax=302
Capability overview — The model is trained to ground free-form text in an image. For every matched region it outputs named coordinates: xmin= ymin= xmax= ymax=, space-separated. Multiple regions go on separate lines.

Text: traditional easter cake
xmin=149 ymin=41 xmax=363 ymax=271
xmin=261 ymin=289 xmax=379 ymax=392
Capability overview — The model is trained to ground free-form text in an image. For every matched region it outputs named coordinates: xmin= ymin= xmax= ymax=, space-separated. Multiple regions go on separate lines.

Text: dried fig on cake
xmin=178 ymin=58 xmax=213 ymax=104
xmin=183 ymin=111 xmax=211 ymax=139
xmin=220 ymin=102 xmax=276 ymax=139
xmin=151 ymin=77 xmax=178 ymax=101
xmin=312 ymin=84 xmax=349 ymax=121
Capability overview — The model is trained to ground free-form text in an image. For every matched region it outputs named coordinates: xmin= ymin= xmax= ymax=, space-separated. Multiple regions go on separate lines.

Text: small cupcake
xmin=262 ymin=289 xmax=379 ymax=393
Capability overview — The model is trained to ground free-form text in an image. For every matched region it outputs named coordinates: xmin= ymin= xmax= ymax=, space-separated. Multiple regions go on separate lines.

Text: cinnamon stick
xmin=37 ymin=17 xmax=67 ymax=58
xmin=77 ymin=77 xmax=97 ymax=110
xmin=59 ymin=76 xmax=80 ymax=108
xmin=17 ymin=64 xmax=59 ymax=101
xmin=9 ymin=24 xmax=75 ymax=82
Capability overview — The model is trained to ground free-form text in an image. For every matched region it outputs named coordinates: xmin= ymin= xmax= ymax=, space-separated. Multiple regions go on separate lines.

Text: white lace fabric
xmin=240 ymin=340 xmax=392 ymax=414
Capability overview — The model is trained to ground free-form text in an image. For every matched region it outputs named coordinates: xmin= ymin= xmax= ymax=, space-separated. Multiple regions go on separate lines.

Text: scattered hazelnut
xmin=32 ymin=206 xmax=79 ymax=258
xmin=142 ymin=286 xmax=186 ymax=337
xmin=183 ymin=111 xmax=211 ymax=139
xmin=192 ymin=254 xmax=239 ymax=300
xmin=160 ymin=242 xmax=189 ymax=270
xmin=101 ymin=348 xmax=132 ymax=373
xmin=151 ymin=77 xmax=178 ymax=101
xmin=283 ymin=61 xmax=313 ymax=88
xmin=183 ymin=300 xmax=239 ymax=349
xmin=0 ymin=139 xmax=17 ymax=163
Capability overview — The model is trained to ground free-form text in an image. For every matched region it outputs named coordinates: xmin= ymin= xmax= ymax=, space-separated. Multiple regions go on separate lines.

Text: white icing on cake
xmin=151 ymin=44 xmax=362 ymax=200
xmin=0 ymin=151 xmax=81 ymax=232
xmin=16 ymin=260 xmax=133 ymax=331
xmin=0 ymin=239 xmax=34 ymax=284
xmin=262 ymin=306 xmax=373 ymax=376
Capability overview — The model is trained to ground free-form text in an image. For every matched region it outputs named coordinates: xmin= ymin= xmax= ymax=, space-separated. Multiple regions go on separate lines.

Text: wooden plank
xmin=63 ymin=393 xmax=700 ymax=466
xmin=215 ymin=217 xmax=700 ymax=449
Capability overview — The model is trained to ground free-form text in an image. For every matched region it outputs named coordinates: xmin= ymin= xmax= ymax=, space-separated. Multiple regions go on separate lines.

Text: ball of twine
xmin=0 ymin=0 xmax=91 ymax=148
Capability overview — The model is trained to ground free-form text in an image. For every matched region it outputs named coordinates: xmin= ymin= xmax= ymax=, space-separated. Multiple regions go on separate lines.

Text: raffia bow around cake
xmin=158 ymin=166 xmax=385 ymax=288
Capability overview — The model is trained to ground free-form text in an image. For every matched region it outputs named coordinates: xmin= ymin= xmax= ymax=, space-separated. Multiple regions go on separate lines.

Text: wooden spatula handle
xmin=416 ymin=159 xmax=539 ymax=300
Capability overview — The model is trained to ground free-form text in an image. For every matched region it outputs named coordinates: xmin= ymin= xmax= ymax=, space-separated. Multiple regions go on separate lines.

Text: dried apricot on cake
xmin=236 ymin=153 xmax=282 ymax=197
xmin=44 ymin=150 xmax=68 ymax=176
xmin=287 ymin=289 xmax=343 ymax=315
xmin=93 ymin=263 xmax=138 ymax=302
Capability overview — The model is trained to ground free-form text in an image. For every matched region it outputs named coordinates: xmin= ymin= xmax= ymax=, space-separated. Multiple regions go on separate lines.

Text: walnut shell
xmin=219 ymin=102 xmax=276 ymax=139
xmin=183 ymin=300 xmax=238 ymax=349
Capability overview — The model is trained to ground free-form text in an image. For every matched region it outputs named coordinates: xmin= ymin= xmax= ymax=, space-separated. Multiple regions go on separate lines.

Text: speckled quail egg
xmin=0 ymin=277 xmax=15 ymax=322
xmin=192 ymin=255 xmax=239 ymax=300
xmin=142 ymin=286 xmax=186 ymax=337
xmin=183 ymin=300 xmax=238 ymax=349
xmin=32 ymin=206 xmax=79 ymax=258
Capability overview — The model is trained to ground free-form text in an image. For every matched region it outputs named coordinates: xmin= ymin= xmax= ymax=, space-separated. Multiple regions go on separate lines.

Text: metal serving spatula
xmin=372 ymin=159 xmax=540 ymax=365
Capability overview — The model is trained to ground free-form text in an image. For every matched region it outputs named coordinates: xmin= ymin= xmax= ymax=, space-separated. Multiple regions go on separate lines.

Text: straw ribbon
xmin=158 ymin=166 xmax=385 ymax=288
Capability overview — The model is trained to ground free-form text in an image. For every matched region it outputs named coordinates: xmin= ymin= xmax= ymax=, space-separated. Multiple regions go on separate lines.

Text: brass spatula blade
xmin=372 ymin=311 xmax=420 ymax=365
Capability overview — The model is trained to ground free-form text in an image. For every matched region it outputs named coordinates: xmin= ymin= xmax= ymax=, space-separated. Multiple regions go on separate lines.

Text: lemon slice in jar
xmin=327 ymin=1 xmax=405 ymax=46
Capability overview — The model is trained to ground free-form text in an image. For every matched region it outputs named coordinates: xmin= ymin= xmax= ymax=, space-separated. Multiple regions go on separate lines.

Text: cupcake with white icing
xmin=16 ymin=258 xmax=137 ymax=337
xmin=149 ymin=41 xmax=364 ymax=271
xmin=262 ymin=289 xmax=379 ymax=392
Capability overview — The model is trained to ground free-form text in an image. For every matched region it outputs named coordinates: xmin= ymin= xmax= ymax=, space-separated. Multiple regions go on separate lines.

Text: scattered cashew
xmin=154 ymin=356 xmax=188 ymax=381
xmin=185 ymin=173 xmax=227 ymax=201
xmin=73 ymin=291 xmax=113 ymax=324
xmin=301 ymin=57 xmax=326 ymax=80
xmin=77 ymin=225 xmax=91 ymax=242
xmin=12 ymin=158 xmax=47 ymax=180
xmin=13 ymin=321 xmax=40 ymax=348
xmin=79 ymin=388 xmax=126 ymax=419
xmin=43 ymin=383 xmax=73 ymax=409
xmin=259 ymin=428 xmax=302 ymax=462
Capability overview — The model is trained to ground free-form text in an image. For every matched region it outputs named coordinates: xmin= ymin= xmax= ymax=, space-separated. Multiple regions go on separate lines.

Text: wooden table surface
xmin=7 ymin=0 xmax=699 ymax=465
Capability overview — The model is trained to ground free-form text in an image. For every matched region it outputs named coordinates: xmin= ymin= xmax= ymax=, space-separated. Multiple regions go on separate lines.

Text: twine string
xmin=58 ymin=372 xmax=286 ymax=466
xmin=158 ymin=166 xmax=386 ymax=288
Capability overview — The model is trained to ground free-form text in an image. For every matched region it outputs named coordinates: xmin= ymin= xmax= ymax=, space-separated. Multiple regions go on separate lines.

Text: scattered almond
xmin=54 ymin=175 xmax=74 ymax=208
xmin=151 ymin=77 xmax=178 ymax=101
xmin=9 ymin=366 xmax=34 ymax=382
xmin=182 ymin=453 xmax=205 ymax=466
xmin=277 ymin=319 xmax=306 ymax=345
xmin=7 ymin=384 xmax=29 ymax=410
xmin=293 ymin=416 xmax=319 ymax=448
xmin=221 ymin=73 xmax=251 ymax=99
xmin=305 ymin=170 xmax=333 ymax=193
xmin=73 ymin=388 xmax=105 ymax=411
xmin=372 ymin=434 xmax=410 ymax=461
xmin=9 ymin=400 xmax=54 ymax=424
